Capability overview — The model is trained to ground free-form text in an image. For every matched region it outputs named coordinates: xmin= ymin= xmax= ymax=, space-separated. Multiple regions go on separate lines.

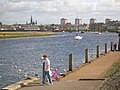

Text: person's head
xmin=43 ymin=55 xmax=48 ymax=60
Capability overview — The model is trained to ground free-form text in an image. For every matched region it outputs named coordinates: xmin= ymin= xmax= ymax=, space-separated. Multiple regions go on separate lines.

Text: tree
xmin=39 ymin=24 xmax=44 ymax=31
xmin=0 ymin=22 xmax=2 ymax=26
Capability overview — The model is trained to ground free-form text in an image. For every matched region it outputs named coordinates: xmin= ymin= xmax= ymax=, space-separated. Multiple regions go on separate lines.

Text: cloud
xmin=96 ymin=0 xmax=120 ymax=16
xmin=0 ymin=0 xmax=120 ymax=24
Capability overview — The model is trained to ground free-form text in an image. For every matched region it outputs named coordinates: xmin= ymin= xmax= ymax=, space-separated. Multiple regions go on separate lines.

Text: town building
xmin=105 ymin=18 xmax=111 ymax=24
xmin=106 ymin=20 xmax=120 ymax=32
xmin=60 ymin=18 xmax=67 ymax=25
xmin=90 ymin=18 xmax=96 ymax=24
xmin=26 ymin=16 xmax=37 ymax=25
xmin=0 ymin=25 xmax=15 ymax=30
xmin=75 ymin=18 xmax=82 ymax=26
xmin=0 ymin=17 xmax=119 ymax=32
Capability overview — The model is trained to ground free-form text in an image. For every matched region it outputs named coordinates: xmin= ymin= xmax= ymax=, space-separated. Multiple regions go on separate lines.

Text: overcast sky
xmin=0 ymin=0 xmax=120 ymax=25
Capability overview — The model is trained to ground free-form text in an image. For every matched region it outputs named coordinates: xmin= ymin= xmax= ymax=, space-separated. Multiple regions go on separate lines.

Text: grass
xmin=99 ymin=58 xmax=120 ymax=90
xmin=0 ymin=32 xmax=57 ymax=39
xmin=101 ymin=58 xmax=120 ymax=78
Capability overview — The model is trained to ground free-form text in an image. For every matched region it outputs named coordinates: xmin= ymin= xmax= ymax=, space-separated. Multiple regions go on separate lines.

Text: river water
xmin=0 ymin=32 xmax=118 ymax=88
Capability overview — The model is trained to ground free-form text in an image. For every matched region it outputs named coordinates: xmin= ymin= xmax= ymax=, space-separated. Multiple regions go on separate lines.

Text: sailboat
xmin=74 ymin=33 xmax=83 ymax=40
xmin=74 ymin=25 xmax=83 ymax=40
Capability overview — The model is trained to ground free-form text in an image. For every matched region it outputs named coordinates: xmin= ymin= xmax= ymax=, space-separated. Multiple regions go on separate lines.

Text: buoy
xmin=63 ymin=69 xmax=66 ymax=72
xmin=24 ymin=73 xmax=28 ymax=78
xmin=14 ymin=65 xmax=18 ymax=68
xmin=61 ymin=60 xmax=63 ymax=62
xmin=19 ymin=69 xmax=22 ymax=72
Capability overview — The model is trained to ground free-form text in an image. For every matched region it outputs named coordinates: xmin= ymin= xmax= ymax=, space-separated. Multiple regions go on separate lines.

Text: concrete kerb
xmin=1 ymin=77 xmax=39 ymax=90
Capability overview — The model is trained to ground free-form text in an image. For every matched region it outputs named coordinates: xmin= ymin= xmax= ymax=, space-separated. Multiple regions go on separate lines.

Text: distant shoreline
xmin=0 ymin=32 xmax=57 ymax=39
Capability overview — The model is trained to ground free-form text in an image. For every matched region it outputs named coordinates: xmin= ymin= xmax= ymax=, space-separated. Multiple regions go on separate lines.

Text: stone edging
xmin=1 ymin=77 xmax=39 ymax=90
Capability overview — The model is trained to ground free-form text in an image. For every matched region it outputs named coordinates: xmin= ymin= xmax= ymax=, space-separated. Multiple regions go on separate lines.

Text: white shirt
xmin=44 ymin=58 xmax=50 ymax=71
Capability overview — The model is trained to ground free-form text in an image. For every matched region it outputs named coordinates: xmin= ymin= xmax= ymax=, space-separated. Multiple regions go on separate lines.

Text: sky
xmin=0 ymin=0 xmax=120 ymax=25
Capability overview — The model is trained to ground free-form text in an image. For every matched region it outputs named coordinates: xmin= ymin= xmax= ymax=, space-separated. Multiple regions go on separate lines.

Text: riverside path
xmin=18 ymin=51 xmax=120 ymax=90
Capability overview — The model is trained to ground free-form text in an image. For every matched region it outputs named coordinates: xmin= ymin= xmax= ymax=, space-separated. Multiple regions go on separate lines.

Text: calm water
xmin=0 ymin=32 xmax=118 ymax=88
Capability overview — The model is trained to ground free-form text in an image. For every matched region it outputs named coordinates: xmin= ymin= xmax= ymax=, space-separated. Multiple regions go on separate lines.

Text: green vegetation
xmin=0 ymin=32 xmax=57 ymax=39
xmin=100 ymin=58 xmax=120 ymax=90
xmin=102 ymin=59 xmax=120 ymax=78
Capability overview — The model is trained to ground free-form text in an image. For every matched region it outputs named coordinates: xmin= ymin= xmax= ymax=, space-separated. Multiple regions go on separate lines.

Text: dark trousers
xmin=42 ymin=71 xmax=52 ymax=84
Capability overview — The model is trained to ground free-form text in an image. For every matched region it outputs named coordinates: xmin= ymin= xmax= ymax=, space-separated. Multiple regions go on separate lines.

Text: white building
xmin=23 ymin=25 xmax=40 ymax=30
xmin=105 ymin=18 xmax=111 ymax=24
xmin=90 ymin=18 xmax=96 ymax=24
xmin=61 ymin=18 xmax=67 ymax=25
xmin=75 ymin=18 xmax=82 ymax=26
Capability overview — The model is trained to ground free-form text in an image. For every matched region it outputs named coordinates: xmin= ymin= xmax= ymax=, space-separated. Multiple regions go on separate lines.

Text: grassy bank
xmin=0 ymin=32 xmax=57 ymax=39
xmin=102 ymin=59 xmax=120 ymax=78
xmin=100 ymin=58 xmax=120 ymax=90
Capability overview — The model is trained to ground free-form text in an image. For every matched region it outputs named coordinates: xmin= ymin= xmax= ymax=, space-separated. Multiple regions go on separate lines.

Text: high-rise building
xmin=105 ymin=18 xmax=111 ymax=24
xmin=61 ymin=18 xmax=67 ymax=25
xmin=90 ymin=18 xmax=96 ymax=24
xmin=75 ymin=18 xmax=82 ymax=26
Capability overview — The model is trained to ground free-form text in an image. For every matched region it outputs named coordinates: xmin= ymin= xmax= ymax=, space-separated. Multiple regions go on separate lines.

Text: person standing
xmin=114 ymin=42 xmax=117 ymax=51
xmin=42 ymin=55 xmax=53 ymax=85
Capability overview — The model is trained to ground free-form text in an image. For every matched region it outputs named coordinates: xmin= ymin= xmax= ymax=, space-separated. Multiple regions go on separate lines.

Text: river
xmin=0 ymin=32 xmax=118 ymax=88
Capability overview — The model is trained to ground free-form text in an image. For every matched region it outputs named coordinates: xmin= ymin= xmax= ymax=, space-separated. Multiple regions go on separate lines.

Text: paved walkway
xmin=19 ymin=80 xmax=102 ymax=90
xmin=19 ymin=51 xmax=120 ymax=90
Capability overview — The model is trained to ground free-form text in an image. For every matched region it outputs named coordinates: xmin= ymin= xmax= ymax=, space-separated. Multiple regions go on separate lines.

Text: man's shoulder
xmin=46 ymin=59 xmax=50 ymax=64
xmin=47 ymin=58 xmax=50 ymax=61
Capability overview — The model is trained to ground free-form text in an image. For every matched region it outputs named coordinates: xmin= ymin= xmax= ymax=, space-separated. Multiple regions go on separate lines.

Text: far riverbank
xmin=0 ymin=32 xmax=57 ymax=39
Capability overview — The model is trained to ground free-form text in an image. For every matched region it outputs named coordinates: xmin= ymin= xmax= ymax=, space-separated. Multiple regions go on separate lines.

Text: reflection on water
xmin=0 ymin=32 xmax=118 ymax=88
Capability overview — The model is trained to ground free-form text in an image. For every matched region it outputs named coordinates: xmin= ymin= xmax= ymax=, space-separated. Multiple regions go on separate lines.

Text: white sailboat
xmin=74 ymin=23 xmax=83 ymax=40
xmin=74 ymin=35 xmax=83 ymax=40
xmin=74 ymin=33 xmax=83 ymax=40
xmin=93 ymin=32 xmax=101 ymax=34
